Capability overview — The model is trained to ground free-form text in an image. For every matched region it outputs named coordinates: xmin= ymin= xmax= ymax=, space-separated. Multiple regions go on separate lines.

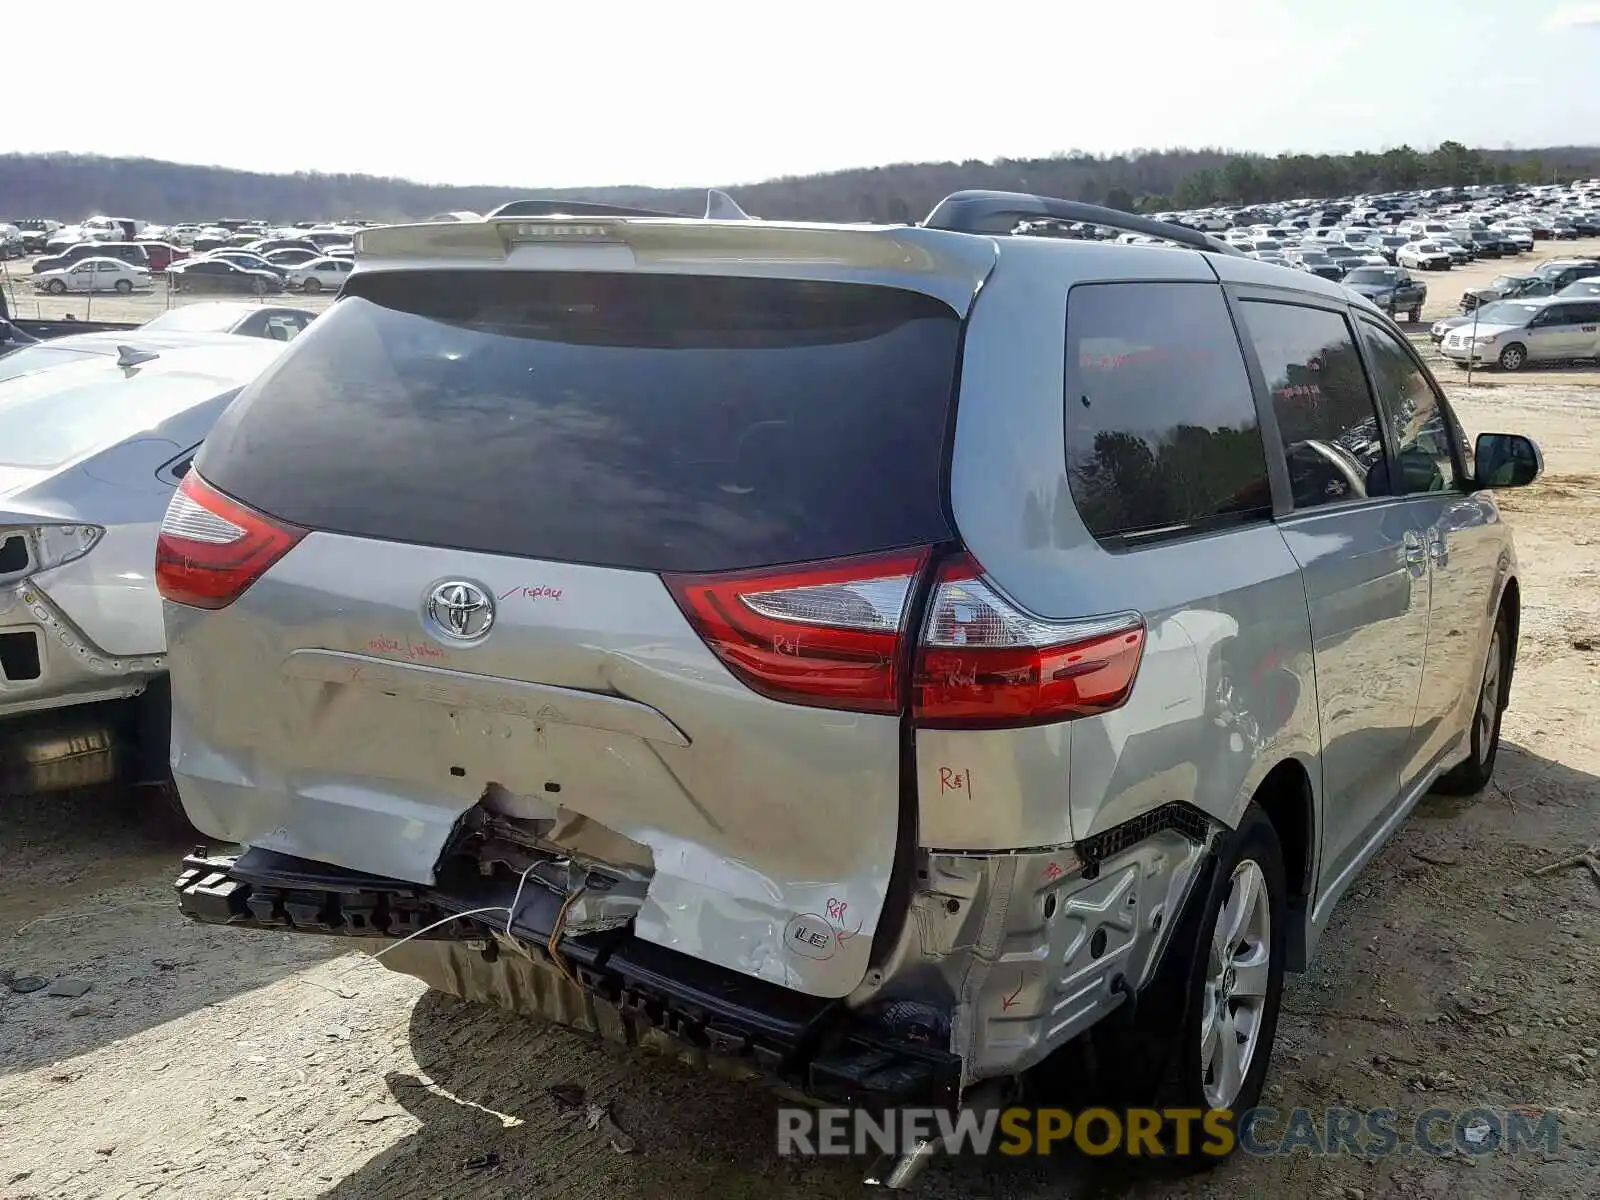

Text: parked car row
xmin=167 ymin=251 xmax=354 ymax=295
xmin=1165 ymin=180 xmax=1600 ymax=246
xmin=7 ymin=213 xmax=364 ymax=298
xmin=19 ymin=243 xmax=358 ymax=297
xmin=28 ymin=239 xmax=188 ymax=275
xmin=1152 ymin=182 xmax=1600 ymax=295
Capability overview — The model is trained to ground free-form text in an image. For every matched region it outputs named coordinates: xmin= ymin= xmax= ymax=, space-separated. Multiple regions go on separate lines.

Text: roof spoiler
xmin=485 ymin=189 xmax=756 ymax=222
xmin=921 ymin=190 xmax=1246 ymax=257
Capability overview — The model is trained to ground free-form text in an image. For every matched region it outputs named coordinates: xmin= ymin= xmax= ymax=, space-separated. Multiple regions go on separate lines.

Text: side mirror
xmin=1474 ymin=433 xmax=1542 ymax=489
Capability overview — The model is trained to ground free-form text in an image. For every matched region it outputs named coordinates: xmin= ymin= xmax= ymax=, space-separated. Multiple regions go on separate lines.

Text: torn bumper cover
xmin=175 ymin=846 xmax=963 ymax=1110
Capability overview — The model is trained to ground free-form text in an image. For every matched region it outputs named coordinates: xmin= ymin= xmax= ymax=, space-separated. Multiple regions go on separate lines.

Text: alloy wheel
xmin=1201 ymin=860 xmax=1272 ymax=1109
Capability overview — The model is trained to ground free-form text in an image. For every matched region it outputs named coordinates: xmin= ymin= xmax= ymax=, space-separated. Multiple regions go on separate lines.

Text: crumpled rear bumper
xmin=175 ymin=847 xmax=963 ymax=1111
xmin=0 ymin=576 xmax=165 ymax=721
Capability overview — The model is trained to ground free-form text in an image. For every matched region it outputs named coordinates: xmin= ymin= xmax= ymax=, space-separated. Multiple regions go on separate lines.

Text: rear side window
xmin=198 ymin=272 xmax=961 ymax=573
xmin=1239 ymin=301 xmax=1391 ymax=510
xmin=1063 ymin=282 xmax=1271 ymax=546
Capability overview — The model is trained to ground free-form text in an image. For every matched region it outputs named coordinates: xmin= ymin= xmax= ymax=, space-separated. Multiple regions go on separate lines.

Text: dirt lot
xmin=1 ymin=267 xmax=1598 ymax=1200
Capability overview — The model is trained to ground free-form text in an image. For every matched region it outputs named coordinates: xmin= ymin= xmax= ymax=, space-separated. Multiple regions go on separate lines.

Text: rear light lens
xmin=156 ymin=472 xmax=305 ymax=610
xmin=912 ymin=555 xmax=1144 ymax=728
xmin=664 ymin=549 xmax=929 ymax=714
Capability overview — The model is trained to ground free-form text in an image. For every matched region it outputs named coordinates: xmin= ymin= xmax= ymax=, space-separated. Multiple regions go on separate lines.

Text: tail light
xmin=663 ymin=549 xmax=929 ymax=714
xmin=668 ymin=548 xmax=1146 ymax=726
xmin=912 ymin=555 xmax=1144 ymax=728
xmin=156 ymin=472 xmax=305 ymax=610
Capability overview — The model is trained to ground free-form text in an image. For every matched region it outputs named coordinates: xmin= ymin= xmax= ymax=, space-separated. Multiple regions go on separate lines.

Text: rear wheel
xmin=1165 ymin=807 xmax=1286 ymax=1131
xmin=114 ymin=279 xmax=133 ymax=294
xmin=1497 ymin=342 xmax=1527 ymax=371
xmin=1044 ymin=804 xmax=1288 ymax=1164
xmin=1434 ymin=608 xmax=1511 ymax=796
xmin=1408 ymin=305 xmax=1422 ymax=323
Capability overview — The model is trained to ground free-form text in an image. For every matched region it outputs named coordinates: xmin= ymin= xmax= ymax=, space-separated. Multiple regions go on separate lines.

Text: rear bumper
xmin=175 ymin=800 xmax=1216 ymax=1097
xmin=175 ymin=847 xmax=963 ymax=1111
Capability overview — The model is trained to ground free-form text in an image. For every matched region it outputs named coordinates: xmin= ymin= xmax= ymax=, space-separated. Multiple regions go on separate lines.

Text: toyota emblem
xmin=425 ymin=580 xmax=495 ymax=642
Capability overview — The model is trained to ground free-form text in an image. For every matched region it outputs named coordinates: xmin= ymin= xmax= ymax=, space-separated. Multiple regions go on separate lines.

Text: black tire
xmin=46 ymin=278 xmax=66 ymax=294
xmin=1497 ymin=342 xmax=1527 ymax=371
xmin=114 ymin=279 xmax=133 ymax=294
xmin=253 ymin=278 xmax=269 ymax=296
xmin=1434 ymin=607 xmax=1511 ymax=796
xmin=301 ymin=277 xmax=322 ymax=293
xmin=1153 ymin=804 xmax=1287 ymax=1156
xmin=1408 ymin=307 xmax=1422 ymax=323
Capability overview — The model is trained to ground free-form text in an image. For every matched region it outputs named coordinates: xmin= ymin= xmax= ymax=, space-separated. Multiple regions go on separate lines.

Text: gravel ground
xmin=0 ymin=310 xmax=1597 ymax=1200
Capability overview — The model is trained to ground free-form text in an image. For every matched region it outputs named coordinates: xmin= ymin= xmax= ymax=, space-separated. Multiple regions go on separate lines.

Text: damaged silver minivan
xmin=164 ymin=191 xmax=1542 ymax=1186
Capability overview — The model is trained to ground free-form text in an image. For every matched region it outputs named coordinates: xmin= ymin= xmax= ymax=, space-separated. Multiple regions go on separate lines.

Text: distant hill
xmin=3 ymin=144 xmax=1598 ymax=226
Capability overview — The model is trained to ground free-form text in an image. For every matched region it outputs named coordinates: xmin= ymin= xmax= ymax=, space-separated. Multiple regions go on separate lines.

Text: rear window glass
xmin=1063 ymin=281 xmax=1271 ymax=546
xmin=198 ymin=272 xmax=961 ymax=573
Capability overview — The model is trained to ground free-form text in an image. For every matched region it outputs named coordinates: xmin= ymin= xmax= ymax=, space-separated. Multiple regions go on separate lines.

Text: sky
xmin=17 ymin=0 xmax=1600 ymax=189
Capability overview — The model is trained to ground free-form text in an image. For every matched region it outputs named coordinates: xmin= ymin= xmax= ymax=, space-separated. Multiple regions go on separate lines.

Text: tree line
xmin=1 ymin=142 xmax=1595 ymax=226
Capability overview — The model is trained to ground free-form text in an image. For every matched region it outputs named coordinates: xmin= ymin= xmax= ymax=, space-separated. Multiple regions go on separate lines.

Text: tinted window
xmin=199 ymin=272 xmax=960 ymax=573
xmin=1063 ymin=282 xmax=1271 ymax=545
xmin=1239 ymin=300 xmax=1391 ymax=510
xmin=1358 ymin=320 xmax=1457 ymax=495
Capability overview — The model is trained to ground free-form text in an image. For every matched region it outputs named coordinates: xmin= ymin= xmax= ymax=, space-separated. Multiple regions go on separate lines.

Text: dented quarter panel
xmin=166 ymin=530 xmax=901 ymax=998
xmin=847 ymin=830 xmax=1211 ymax=1083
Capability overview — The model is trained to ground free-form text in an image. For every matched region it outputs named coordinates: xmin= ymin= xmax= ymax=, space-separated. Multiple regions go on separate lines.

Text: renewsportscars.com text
xmin=777 ymin=1105 xmax=1562 ymax=1159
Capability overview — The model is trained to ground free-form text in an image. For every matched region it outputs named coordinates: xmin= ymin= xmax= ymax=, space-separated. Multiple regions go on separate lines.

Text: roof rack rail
xmin=921 ymin=190 xmax=1245 ymax=257
xmin=486 ymin=189 xmax=756 ymax=222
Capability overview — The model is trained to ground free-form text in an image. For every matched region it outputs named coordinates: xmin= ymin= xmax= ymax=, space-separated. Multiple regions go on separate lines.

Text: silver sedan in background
xmin=0 ymin=331 xmax=288 ymax=797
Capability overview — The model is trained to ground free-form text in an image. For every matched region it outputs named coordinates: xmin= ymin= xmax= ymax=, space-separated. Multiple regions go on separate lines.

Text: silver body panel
xmin=1 ymin=334 xmax=284 ymax=720
xmin=163 ymin=222 xmax=1523 ymax=1085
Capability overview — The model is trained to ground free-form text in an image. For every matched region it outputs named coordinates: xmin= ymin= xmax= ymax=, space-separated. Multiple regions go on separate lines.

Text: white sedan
xmin=32 ymin=257 xmax=153 ymax=295
xmin=286 ymin=256 xmax=354 ymax=293
xmin=1396 ymin=241 xmax=1453 ymax=271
